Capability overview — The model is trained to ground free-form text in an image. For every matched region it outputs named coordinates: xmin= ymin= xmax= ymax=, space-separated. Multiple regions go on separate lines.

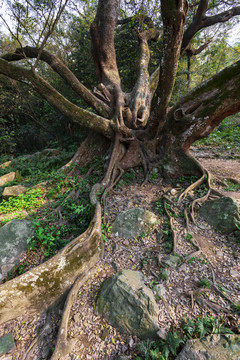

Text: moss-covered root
xmin=0 ymin=203 xmax=102 ymax=326
xmin=51 ymin=269 xmax=96 ymax=360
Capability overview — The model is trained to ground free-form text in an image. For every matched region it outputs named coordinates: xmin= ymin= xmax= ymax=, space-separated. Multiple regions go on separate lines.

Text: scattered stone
xmin=41 ymin=148 xmax=61 ymax=157
xmin=2 ymin=185 xmax=27 ymax=200
xmin=155 ymin=284 xmax=167 ymax=299
xmin=127 ymin=337 xmax=134 ymax=349
xmin=0 ymin=333 xmax=15 ymax=354
xmin=0 ymin=161 xmax=12 ymax=169
xmin=216 ymin=250 xmax=224 ymax=257
xmin=157 ymin=328 xmax=168 ymax=340
xmin=170 ymin=188 xmax=177 ymax=196
xmin=0 ymin=172 xmax=15 ymax=186
xmin=97 ymin=270 xmax=159 ymax=339
xmin=123 ymin=240 xmax=130 ymax=246
xmin=179 ymin=263 xmax=187 ymax=271
xmin=0 ymin=219 xmax=33 ymax=277
xmin=1 ymin=263 xmax=15 ymax=277
xmin=161 ymin=255 xmax=180 ymax=268
xmin=230 ymin=269 xmax=239 ymax=278
xmin=199 ymin=196 xmax=240 ymax=233
xmin=121 ymin=344 xmax=128 ymax=353
xmin=112 ymin=208 xmax=158 ymax=239
xmin=176 ymin=334 xmax=240 ymax=360
xmin=73 ymin=314 xmax=80 ymax=323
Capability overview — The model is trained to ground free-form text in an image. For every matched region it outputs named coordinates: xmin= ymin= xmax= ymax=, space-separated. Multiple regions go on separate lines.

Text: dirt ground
xmin=0 ymin=148 xmax=239 ymax=360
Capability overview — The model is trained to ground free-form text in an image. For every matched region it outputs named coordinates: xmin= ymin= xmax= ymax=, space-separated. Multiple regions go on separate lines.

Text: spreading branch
xmin=0 ymin=59 xmax=114 ymax=138
xmin=2 ymin=47 xmax=111 ymax=118
xmin=182 ymin=1 xmax=240 ymax=54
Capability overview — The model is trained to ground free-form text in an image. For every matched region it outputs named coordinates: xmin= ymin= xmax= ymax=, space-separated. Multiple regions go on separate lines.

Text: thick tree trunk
xmin=158 ymin=60 xmax=240 ymax=175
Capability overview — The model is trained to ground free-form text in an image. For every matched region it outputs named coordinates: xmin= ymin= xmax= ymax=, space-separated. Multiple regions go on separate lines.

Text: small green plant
xmin=223 ymin=179 xmax=240 ymax=192
xmin=198 ymin=278 xmax=211 ymax=288
xmin=187 ymin=256 xmax=196 ymax=264
xmin=149 ymin=171 xmax=158 ymax=181
xmin=153 ymin=199 xmax=165 ymax=215
xmin=186 ymin=233 xmax=193 ymax=241
xmin=232 ymin=303 xmax=240 ymax=314
xmin=134 ymin=316 xmax=234 ymax=360
xmin=160 ymin=270 xmax=168 ymax=281
xmin=101 ymin=221 xmax=112 ymax=243
xmin=0 ymin=188 xmax=43 ymax=214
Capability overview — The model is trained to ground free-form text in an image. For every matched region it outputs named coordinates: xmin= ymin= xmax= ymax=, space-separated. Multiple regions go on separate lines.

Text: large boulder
xmin=199 ymin=196 xmax=240 ymax=233
xmin=97 ymin=270 xmax=159 ymax=339
xmin=0 ymin=172 xmax=15 ymax=186
xmin=0 ymin=219 xmax=33 ymax=278
xmin=2 ymin=185 xmax=27 ymax=200
xmin=112 ymin=208 xmax=158 ymax=239
xmin=176 ymin=334 xmax=240 ymax=360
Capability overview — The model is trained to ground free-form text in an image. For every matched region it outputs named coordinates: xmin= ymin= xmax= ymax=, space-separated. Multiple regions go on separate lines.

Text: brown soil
xmin=0 ymin=150 xmax=239 ymax=360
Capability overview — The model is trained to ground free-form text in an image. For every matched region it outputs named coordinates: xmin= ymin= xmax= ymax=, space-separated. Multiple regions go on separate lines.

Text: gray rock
xmin=0 ymin=333 xmax=15 ymax=354
xmin=155 ymin=284 xmax=166 ymax=299
xmin=112 ymin=208 xmax=158 ymax=239
xmin=176 ymin=334 xmax=240 ymax=360
xmin=0 ymin=172 xmax=15 ymax=186
xmin=115 ymin=356 xmax=129 ymax=360
xmin=2 ymin=185 xmax=27 ymax=200
xmin=199 ymin=197 xmax=240 ymax=233
xmin=1 ymin=263 xmax=15 ymax=277
xmin=41 ymin=148 xmax=61 ymax=157
xmin=162 ymin=255 xmax=180 ymax=268
xmin=0 ymin=220 xmax=33 ymax=268
xmin=97 ymin=270 xmax=159 ymax=339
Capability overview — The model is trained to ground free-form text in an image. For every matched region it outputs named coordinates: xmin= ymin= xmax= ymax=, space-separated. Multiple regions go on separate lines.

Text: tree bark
xmin=0 ymin=59 xmax=114 ymax=138
xmin=159 ymin=60 xmax=240 ymax=175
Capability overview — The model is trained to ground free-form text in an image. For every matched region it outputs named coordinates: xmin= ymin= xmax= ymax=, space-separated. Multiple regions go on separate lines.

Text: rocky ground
xmin=0 ymin=147 xmax=239 ymax=360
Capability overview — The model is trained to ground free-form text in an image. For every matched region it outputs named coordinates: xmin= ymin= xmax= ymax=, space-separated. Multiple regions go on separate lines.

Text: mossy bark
xmin=0 ymin=204 xmax=102 ymax=325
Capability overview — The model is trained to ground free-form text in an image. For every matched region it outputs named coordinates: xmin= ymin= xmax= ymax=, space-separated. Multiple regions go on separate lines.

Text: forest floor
xmin=0 ymin=144 xmax=239 ymax=360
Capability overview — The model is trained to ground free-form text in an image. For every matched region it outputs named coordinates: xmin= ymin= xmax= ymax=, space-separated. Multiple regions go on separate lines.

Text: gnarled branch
xmin=0 ymin=59 xmax=114 ymax=138
xmin=2 ymin=47 xmax=111 ymax=118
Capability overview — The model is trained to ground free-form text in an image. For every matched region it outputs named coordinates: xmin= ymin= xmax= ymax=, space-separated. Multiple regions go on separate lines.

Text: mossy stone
xmin=199 ymin=197 xmax=240 ymax=233
xmin=97 ymin=270 xmax=159 ymax=339
xmin=176 ymin=334 xmax=240 ymax=360
xmin=0 ymin=333 xmax=15 ymax=354
xmin=112 ymin=208 xmax=158 ymax=239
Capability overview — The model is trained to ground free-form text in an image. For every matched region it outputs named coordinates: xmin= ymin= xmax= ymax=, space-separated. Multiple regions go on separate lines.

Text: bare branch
xmin=182 ymin=2 xmax=240 ymax=54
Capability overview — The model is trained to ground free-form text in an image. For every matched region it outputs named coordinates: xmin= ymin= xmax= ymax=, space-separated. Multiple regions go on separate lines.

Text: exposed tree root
xmin=163 ymin=198 xmax=178 ymax=253
xmin=0 ymin=202 xmax=102 ymax=325
xmin=51 ymin=268 xmax=96 ymax=360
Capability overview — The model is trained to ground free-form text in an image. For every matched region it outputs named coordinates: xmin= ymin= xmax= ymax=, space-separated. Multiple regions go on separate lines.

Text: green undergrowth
xmin=134 ymin=316 xmax=235 ymax=360
xmin=2 ymin=156 xmax=104 ymax=279
xmin=0 ymin=149 xmax=74 ymax=186
xmin=0 ymin=188 xmax=43 ymax=215
xmin=195 ymin=114 xmax=240 ymax=154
